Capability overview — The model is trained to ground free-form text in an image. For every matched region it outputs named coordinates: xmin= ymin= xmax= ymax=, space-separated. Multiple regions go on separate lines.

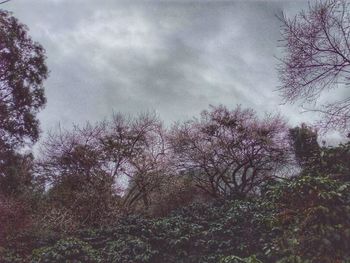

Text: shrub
xmin=3 ymin=177 xmax=350 ymax=263
xmin=79 ymin=200 xmax=274 ymax=263
xmin=31 ymin=237 xmax=101 ymax=263
xmin=220 ymin=255 xmax=263 ymax=263
xmin=0 ymin=195 xmax=32 ymax=247
xmin=268 ymin=175 xmax=350 ymax=263
xmin=102 ymin=235 xmax=157 ymax=263
xmin=0 ymin=247 xmax=24 ymax=263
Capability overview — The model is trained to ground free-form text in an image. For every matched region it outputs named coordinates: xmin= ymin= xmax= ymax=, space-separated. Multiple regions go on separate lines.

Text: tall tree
xmin=0 ymin=10 xmax=47 ymax=149
xmin=278 ymin=0 xmax=350 ymax=133
xmin=0 ymin=10 xmax=47 ymax=194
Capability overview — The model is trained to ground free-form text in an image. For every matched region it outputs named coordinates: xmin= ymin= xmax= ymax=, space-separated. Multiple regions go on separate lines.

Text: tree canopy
xmin=0 ymin=10 xmax=48 ymax=151
xmin=0 ymin=10 xmax=47 ymax=196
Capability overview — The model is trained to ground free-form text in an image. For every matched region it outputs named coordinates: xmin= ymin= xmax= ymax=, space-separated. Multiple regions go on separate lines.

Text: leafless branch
xmin=278 ymin=0 xmax=350 ymax=134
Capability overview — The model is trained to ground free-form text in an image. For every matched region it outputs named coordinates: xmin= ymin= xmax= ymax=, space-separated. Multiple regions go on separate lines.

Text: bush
xmin=268 ymin=175 xmax=350 ymax=263
xmin=31 ymin=238 xmax=101 ymax=263
xmin=162 ymin=199 xmax=275 ymax=262
xmin=102 ymin=235 xmax=157 ymax=263
xmin=0 ymin=195 xmax=32 ymax=248
xmin=220 ymin=255 xmax=263 ymax=263
xmin=3 ymin=176 xmax=350 ymax=263
xmin=0 ymin=247 xmax=24 ymax=263
xmin=78 ymin=199 xmax=274 ymax=263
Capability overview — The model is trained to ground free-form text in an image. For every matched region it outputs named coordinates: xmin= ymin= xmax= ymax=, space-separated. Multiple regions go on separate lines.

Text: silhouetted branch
xmin=278 ymin=0 xmax=350 ymax=133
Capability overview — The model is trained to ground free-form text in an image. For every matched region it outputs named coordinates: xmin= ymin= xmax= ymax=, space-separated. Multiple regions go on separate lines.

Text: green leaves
xmin=268 ymin=175 xmax=350 ymax=262
xmin=0 ymin=10 xmax=48 ymax=150
xmin=102 ymin=236 xmax=156 ymax=263
xmin=0 ymin=247 xmax=24 ymax=263
xmin=31 ymin=238 xmax=101 ymax=263
xmin=25 ymin=199 xmax=273 ymax=263
xmin=220 ymin=255 xmax=263 ymax=263
xmin=5 ymin=174 xmax=350 ymax=263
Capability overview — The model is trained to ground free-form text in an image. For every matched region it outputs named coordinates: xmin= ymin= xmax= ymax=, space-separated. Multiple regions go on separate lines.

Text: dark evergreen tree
xmin=0 ymin=10 xmax=48 ymax=195
xmin=289 ymin=124 xmax=321 ymax=171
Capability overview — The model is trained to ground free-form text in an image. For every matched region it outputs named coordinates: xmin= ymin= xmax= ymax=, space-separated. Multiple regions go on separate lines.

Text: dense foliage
xmin=31 ymin=238 xmax=101 ymax=263
xmin=269 ymin=176 xmax=350 ymax=262
xmin=0 ymin=173 xmax=348 ymax=263
xmin=0 ymin=10 xmax=48 ymax=150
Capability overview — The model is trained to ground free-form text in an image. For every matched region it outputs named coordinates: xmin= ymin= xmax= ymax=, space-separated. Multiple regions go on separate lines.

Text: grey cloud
xmin=5 ymin=0 xmax=341 ymax=144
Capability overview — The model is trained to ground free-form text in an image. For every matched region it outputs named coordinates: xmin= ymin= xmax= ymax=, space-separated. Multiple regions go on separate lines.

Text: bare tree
xmin=168 ymin=105 xmax=290 ymax=198
xmin=278 ymin=0 xmax=350 ymax=133
xmin=38 ymin=123 xmax=106 ymax=185
xmin=122 ymin=113 xmax=170 ymax=210
xmin=38 ymin=112 xmax=169 ymax=218
xmin=38 ymin=113 xmax=162 ymax=186
xmin=37 ymin=122 xmax=120 ymax=226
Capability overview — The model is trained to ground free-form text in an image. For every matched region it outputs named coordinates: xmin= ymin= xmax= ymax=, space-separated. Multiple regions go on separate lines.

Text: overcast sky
xmin=5 ymin=0 xmax=344 ymax=144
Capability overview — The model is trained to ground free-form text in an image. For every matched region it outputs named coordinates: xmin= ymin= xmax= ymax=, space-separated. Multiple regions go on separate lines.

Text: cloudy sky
xmin=6 ymin=0 xmax=342 ymax=144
